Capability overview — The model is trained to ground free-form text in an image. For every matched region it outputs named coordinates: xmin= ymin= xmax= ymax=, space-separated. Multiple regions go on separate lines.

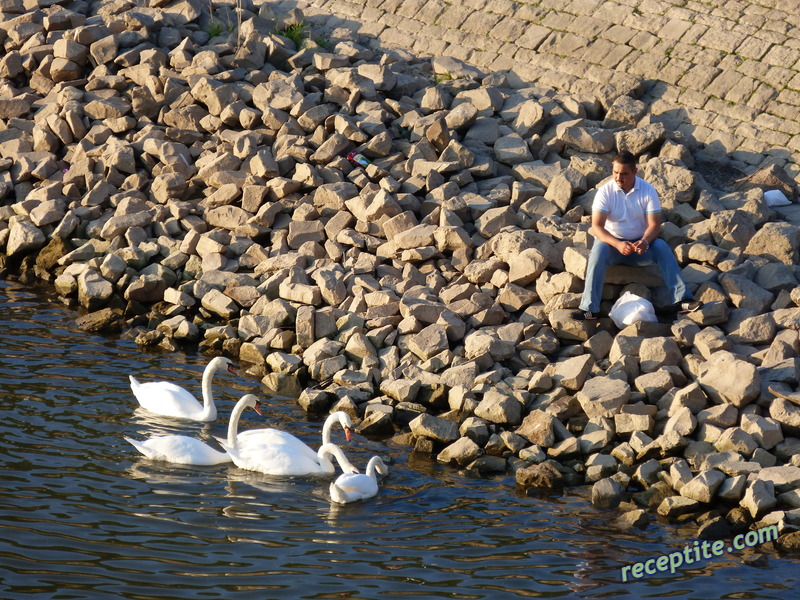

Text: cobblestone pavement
xmin=277 ymin=0 xmax=800 ymax=184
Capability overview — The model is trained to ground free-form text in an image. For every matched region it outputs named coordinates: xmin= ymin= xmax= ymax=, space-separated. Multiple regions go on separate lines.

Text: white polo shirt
xmin=593 ymin=176 xmax=660 ymax=240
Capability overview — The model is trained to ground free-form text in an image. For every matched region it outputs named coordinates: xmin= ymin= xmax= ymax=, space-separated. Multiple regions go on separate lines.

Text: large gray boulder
xmin=745 ymin=221 xmax=800 ymax=265
xmin=576 ymin=376 xmax=631 ymax=419
xmin=697 ymin=351 xmax=760 ymax=408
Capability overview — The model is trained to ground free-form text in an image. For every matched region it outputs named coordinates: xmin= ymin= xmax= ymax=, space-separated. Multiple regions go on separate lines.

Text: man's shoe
xmin=677 ymin=300 xmax=702 ymax=314
xmin=571 ymin=310 xmax=598 ymax=321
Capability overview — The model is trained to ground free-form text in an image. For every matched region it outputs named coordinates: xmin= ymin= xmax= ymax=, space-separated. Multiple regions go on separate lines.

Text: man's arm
xmin=592 ymin=210 xmax=634 ymax=255
xmin=633 ymin=212 xmax=661 ymax=254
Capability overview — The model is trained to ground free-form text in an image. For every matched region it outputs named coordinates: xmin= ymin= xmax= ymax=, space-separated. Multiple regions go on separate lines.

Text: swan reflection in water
xmin=126 ymin=460 xmax=225 ymax=486
xmin=221 ymin=470 xmax=328 ymax=522
xmin=129 ymin=408 xmax=212 ymax=437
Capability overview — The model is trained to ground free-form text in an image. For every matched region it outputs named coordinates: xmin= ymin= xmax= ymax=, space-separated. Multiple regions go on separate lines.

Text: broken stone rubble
xmin=2 ymin=0 xmax=800 ymax=547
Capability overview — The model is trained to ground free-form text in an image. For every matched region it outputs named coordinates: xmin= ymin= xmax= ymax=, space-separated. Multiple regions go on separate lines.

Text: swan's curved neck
xmin=365 ymin=457 xmax=381 ymax=480
xmin=200 ymin=361 xmax=217 ymax=417
xmin=318 ymin=443 xmax=354 ymax=473
xmin=321 ymin=414 xmax=336 ymax=445
xmin=226 ymin=398 xmax=250 ymax=449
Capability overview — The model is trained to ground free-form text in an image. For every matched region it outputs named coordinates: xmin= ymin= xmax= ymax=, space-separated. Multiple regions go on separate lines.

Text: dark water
xmin=0 ymin=279 xmax=798 ymax=600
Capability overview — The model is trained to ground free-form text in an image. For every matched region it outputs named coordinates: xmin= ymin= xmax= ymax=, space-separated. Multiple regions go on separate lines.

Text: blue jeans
xmin=579 ymin=239 xmax=692 ymax=313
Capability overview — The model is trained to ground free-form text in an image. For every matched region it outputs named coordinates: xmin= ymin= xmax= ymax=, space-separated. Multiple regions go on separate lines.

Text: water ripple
xmin=0 ymin=281 xmax=799 ymax=599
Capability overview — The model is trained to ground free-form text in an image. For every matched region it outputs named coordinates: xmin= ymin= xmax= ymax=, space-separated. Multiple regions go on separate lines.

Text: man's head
xmin=612 ymin=151 xmax=637 ymax=192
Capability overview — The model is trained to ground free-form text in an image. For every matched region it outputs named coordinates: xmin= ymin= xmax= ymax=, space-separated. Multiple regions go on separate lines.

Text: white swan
xmin=222 ymin=438 xmax=357 ymax=476
xmin=129 ymin=356 xmax=237 ymax=422
xmin=221 ymin=413 xmax=358 ymax=476
xmin=125 ymin=394 xmax=263 ymax=466
xmin=220 ymin=410 xmax=353 ymax=462
xmin=329 ymin=456 xmax=388 ymax=504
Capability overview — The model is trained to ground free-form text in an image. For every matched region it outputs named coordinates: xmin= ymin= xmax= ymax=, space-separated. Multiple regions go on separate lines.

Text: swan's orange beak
xmin=227 ymin=363 xmax=238 ymax=375
xmin=253 ymin=401 xmax=263 ymax=416
xmin=344 ymin=427 xmax=352 ymax=441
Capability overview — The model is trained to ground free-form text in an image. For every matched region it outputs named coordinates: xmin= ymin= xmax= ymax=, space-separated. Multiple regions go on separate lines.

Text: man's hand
xmin=633 ymin=239 xmax=649 ymax=254
xmin=617 ymin=240 xmax=635 ymax=256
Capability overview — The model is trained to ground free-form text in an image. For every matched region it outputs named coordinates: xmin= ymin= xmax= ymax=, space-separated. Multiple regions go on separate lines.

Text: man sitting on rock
xmin=572 ymin=151 xmax=700 ymax=321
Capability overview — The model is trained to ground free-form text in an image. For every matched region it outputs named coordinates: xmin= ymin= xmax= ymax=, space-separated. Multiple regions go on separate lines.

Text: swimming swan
xmin=221 ymin=414 xmax=357 ymax=477
xmin=129 ymin=356 xmax=237 ymax=422
xmin=329 ymin=456 xmax=388 ymax=504
xmin=125 ymin=394 xmax=262 ymax=466
xmin=220 ymin=410 xmax=353 ymax=462
xmin=222 ymin=438 xmax=357 ymax=477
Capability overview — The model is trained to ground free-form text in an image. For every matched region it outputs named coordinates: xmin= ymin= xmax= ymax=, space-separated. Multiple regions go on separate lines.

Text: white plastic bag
xmin=764 ymin=189 xmax=792 ymax=207
xmin=609 ymin=291 xmax=658 ymax=329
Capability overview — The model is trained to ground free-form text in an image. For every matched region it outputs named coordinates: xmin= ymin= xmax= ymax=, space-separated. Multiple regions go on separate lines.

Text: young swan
xmin=329 ymin=456 xmax=388 ymax=504
xmin=125 ymin=394 xmax=261 ymax=466
xmin=129 ymin=356 xmax=237 ymax=422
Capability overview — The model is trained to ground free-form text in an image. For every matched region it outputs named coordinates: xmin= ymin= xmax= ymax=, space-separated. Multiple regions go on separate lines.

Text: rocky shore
xmin=4 ymin=0 xmax=800 ymax=550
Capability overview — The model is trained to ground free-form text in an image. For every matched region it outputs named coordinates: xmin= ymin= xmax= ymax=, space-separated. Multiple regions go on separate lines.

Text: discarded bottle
xmin=347 ymin=150 xmax=370 ymax=169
